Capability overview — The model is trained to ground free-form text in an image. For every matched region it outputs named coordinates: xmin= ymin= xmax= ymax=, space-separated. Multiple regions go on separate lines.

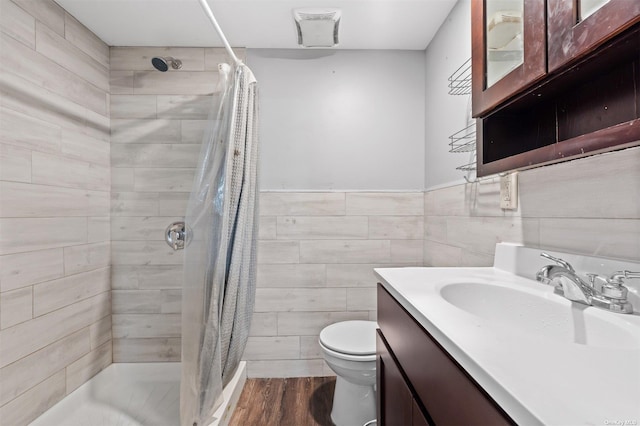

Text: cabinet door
xmin=548 ymin=0 xmax=640 ymax=71
xmin=472 ymin=0 xmax=547 ymax=116
xmin=377 ymin=331 xmax=413 ymax=426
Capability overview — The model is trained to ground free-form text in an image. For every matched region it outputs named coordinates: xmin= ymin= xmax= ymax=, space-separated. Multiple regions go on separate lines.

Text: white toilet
xmin=319 ymin=320 xmax=377 ymax=426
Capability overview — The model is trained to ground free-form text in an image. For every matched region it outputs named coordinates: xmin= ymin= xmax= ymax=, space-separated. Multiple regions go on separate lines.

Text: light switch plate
xmin=500 ymin=172 xmax=518 ymax=210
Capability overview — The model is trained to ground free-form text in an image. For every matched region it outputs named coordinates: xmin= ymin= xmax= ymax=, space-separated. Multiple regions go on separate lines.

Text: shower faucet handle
xmin=166 ymin=221 xmax=189 ymax=250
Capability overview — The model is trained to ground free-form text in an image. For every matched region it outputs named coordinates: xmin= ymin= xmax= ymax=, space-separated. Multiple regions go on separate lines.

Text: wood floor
xmin=229 ymin=377 xmax=336 ymax=426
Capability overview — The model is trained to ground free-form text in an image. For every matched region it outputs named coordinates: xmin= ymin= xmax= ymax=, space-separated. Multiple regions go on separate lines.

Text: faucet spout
xmin=537 ymin=264 xmax=593 ymax=304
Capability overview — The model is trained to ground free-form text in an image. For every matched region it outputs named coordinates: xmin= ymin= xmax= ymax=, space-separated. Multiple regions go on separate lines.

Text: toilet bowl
xmin=319 ymin=320 xmax=377 ymax=426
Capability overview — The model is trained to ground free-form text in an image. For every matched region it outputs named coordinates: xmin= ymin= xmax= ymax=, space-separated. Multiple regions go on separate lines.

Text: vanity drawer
xmin=377 ymin=284 xmax=513 ymax=426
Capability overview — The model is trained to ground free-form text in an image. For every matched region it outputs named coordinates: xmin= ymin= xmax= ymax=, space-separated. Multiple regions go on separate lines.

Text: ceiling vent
xmin=293 ymin=8 xmax=341 ymax=48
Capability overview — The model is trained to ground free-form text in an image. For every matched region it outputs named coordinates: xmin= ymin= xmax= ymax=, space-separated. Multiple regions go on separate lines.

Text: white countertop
xmin=375 ymin=263 xmax=640 ymax=425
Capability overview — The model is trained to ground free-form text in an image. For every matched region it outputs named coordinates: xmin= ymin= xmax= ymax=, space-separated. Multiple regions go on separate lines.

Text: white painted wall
xmin=247 ymin=49 xmax=426 ymax=190
xmin=424 ymin=0 xmax=472 ymax=189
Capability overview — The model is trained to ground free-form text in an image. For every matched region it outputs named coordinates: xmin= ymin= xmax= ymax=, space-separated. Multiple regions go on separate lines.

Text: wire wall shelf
xmin=448 ymin=58 xmax=472 ymax=95
xmin=448 ymin=123 xmax=476 ymax=153
xmin=456 ymin=158 xmax=477 ymax=172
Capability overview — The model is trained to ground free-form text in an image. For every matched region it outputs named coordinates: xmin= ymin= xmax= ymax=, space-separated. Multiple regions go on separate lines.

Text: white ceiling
xmin=54 ymin=0 xmax=457 ymax=50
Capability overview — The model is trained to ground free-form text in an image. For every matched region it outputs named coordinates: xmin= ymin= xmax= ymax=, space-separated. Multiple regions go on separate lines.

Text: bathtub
xmin=29 ymin=362 xmax=247 ymax=426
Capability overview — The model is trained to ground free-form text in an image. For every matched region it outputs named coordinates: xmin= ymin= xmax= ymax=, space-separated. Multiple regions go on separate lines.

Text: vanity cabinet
xmin=472 ymin=0 xmax=640 ymax=176
xmin=376 ymin=284 xmax=513 ymax=426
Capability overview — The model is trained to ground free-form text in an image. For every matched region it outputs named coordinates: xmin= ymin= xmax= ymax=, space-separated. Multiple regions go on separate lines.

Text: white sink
xmin=440 ymin=282 xmax=640 ymax=349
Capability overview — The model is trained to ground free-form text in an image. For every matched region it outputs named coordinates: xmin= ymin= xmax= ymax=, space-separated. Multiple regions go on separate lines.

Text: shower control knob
xmin=165 ymin=221 xmax=189 ymax=250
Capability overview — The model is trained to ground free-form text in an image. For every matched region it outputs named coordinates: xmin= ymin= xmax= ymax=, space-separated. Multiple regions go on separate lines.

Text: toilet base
xmin=330 ymin=376 xmax=376 ymax=426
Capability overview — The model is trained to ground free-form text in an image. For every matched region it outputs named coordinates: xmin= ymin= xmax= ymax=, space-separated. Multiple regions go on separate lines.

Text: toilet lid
xmin=319 ymin=321 xmax=377 ymax=356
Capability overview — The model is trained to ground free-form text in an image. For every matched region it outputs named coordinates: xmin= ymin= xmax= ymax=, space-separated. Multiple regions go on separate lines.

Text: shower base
xmin=29 ymin=362 xmax=247 ymax=426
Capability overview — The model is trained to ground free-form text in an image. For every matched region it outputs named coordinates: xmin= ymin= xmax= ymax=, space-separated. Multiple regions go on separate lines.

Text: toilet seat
xmin=319 ymin=320 xmax=377 ymax=356
xmin=319 ymin=340 xmax=376 ymax=362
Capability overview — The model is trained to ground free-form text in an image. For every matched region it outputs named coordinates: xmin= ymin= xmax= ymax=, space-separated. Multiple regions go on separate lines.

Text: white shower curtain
xmin=180 ymin=62 xmax=259 ymax=426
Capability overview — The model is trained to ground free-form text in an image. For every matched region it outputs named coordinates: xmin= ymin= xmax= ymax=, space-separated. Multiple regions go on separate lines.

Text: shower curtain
xmin=180 ymin=62 xmax=259 ymax=426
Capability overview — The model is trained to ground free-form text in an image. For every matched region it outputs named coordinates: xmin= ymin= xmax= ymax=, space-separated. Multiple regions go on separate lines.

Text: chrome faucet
xmin=536 ymin=253 xmax=637 ymax=314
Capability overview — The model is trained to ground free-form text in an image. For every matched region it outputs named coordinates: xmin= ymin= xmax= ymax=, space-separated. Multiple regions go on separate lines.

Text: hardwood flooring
xmin=229 ymin=377 xmax=336 ymax=426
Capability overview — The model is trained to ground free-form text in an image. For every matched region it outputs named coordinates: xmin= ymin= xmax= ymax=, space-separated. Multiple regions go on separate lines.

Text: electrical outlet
xmin=500 ymin=172 xmax=518 ymax=210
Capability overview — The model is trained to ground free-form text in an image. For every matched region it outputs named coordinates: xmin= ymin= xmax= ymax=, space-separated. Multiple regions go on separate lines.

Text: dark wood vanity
xmin=376 ymin=284 xmax=513 ymax=425
xmin=472 ymin=0 xmax=640 ymax=176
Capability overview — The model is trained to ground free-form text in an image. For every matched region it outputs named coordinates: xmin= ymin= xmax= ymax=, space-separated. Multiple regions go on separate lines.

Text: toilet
xmin=319 ymin=320 xmax=378 ymax=426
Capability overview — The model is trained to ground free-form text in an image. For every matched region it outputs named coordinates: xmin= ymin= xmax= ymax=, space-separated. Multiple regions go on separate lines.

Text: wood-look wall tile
xmin=110 ymin=168 xmax=135 ymax=191
xmin=32 ymin=152 xmax=109 ymax=191
xmin=111 ymin=216 xmax=181 ymax=241
xmin=111 ymin=143 xmax=200 ymax=168
xmin=0 ymin=292 xmax=109 ymax=368
xmin=0 ymin=182 xmax=92 ymax=217
xmin=424 ymin=216 xmax=448 ymax=243
xmin=243 ymin=336 xmax=300 ymax=360
xmin=259 ymin=216 xmax=277 ymax=240
xmin=111 ymin=119 xmax=181 ymax=144
xmin=346 ymin=288 xmax=377 ymax=311
xmin=254 ymin=288 xmax=347 ymax=312
xmin=257 ymin=241 xmax=299 ymax=264
xmin=205 ymin=48 xmax=242 ymax=70
xmin=111 ymin=241 xmax=183 ymax=265
xmin=0 ymin=0 xmax=35 ymax=48
xmin=0 ymin=287 xmax=32 ymax=329
xmin=0 ymin=217 xmax=87 ymax=255
xmin=424 ymin=240 xmax=462 ymax=267
xmin=460 ymin=250 xmax=495 ymax=267
xmin=35 ymin=22 xmax=109 ymax=92
xmin=112 ymin=337 xmax=181 ymax=362
xmin=276 ymin=311 xmax=369 ymax=336
xmin=11 ymin=0 xmax=64 ymax=36
xmin=0 ymin=369 xmax=66 ymax=426
xmin=112 ymin=290 xmax=181 ymax=314
xmin=0 ymin=144 xmax=31 ymax=183
xmin=33 ymin=267 xmax=110 ymax=317
xmin=1 ymin=34 xmax=107 ymax=115
xmin=134 ymin=71 xmax=218 ymax=95
xmin=325 ymin=264 xmax=380 ymax=287
xmin=0 ymin=106 xmax=61 ymax=153
xmin=64 ymin=13 xmax=109 ymax=68
xmin=0 ymin=249 xmax=63 ymax=292
xmin=390 ymin=240 xmax=424 ymax=263
xmin=424 ymin=184 xmax=469 ymax=217
xmin=110 ymin=47 xmax=205 ymax=71
xmin=158 ymin=192 xmax=190 ymax=216
xmin=246 ymin=359 xmax=324 ymax=378
xmin=88 ymin=217 xmax=110 ymax=244
xmin=89 ymin=315 xmax=111 ymax=349
xmin=111 ymin=192 xmax=159 ymax=217
xmin=88 ymin=191 xmax=109 ymax=217
xmin=133 ymin=168 xmax=195 ymax=192
xmin=181 ymin=119 xmax=208 ymax=143
xmin=539 ymin=218 xmax=640 ymax=261
xmin=299 ymin=240 xmax=391 ymax=264
xmin=256 ymin=264 xmax=325 ymax=287
xmin=112 ymin=313 xmax=181 ymax=339
xmin=249 ymin=312 xmax=277 ymax=337
xmin=300 ymin=336 xmax=322 ymax=359
xmin=520 ymin=147 xmax=640 ymax=219
xmin=110 ymin=95 xmax=157 ymax=119
xmin=346 ymin=192 xmax=423 ymax=216
xmin=110 ymin=71 xmax=134 ymax=95
xmin=445 ymin=217 xmax=539 ymax=255
xmin=156 ymin=95 xmax=211 ymax=119
xmin=61 ymin=129 xmax=110 ymax=166
xmin=260 ymin=192 xmax=345 ymax=216
xmin=65 ymin=341 xmax=111 ymax=393
xmin=277 ymin=216 xmax=368 ymax=240
xmin=63 ymin=242 xmax=111 ymax=275
xmin=111 ymin=265 xmax=183 ymax=290
xmin=0 ymin=328 xmax=89 ymax=406
xmin=368 ymin=216 xmax=423 ymax=239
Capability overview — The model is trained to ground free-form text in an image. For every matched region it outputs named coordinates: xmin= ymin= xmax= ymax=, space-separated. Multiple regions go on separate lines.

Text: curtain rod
xmin=197 ymin=0 xmax=241 ymax=65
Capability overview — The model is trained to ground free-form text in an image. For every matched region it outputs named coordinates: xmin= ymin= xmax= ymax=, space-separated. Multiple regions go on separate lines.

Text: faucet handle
xmin=540 ymin=253 xmax=576 ymax=273
xmin=609 ymin=270 xmax=640 ymax=283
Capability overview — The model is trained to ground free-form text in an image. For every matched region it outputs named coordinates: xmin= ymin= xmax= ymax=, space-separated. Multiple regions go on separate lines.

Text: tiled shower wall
xmin=424 ymin=146 xmax=640 ymax=266
xmin=109 ymin=47 xmax=243 ymax=361
xmin=249 ymin=191 xmax=424 ymax=377
xmin=0 ymin=1 xmax=111 ymax=424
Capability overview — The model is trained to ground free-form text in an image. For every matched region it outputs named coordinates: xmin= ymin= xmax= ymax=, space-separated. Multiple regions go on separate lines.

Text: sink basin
xmin=440 ymin=282 xmax=639 ymax=349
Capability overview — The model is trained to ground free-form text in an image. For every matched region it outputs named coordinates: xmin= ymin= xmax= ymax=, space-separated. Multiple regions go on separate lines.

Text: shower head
xmin=151 ymin=56 xmax=182 ymax=72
